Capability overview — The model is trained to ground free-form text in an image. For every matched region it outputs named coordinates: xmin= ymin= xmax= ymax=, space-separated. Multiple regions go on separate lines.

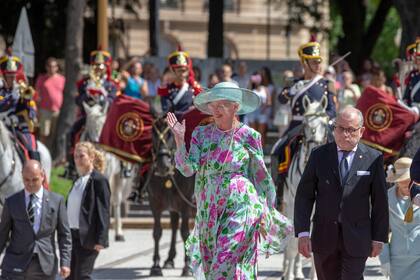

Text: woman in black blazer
xmin=66 ymin=141 xmax=111 ymax=280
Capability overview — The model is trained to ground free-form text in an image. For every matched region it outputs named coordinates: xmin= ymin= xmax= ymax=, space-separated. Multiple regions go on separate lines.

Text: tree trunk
xmin=393 ymin=0 xmax=420 ymax=58
xmin=336 ymin=0 xmax=391 ymax=74
xmin=149 ymin=0 xmax=159 ymax=56
xmin=207 ymin=0 xmax=224 ymax=58
xmin=53 ymin=0 xmax=86 ymax=160
xmin=360 ymin=0 xmax=392 ymax=65
xmin=336 ymin=0 xmax=366 ymax=72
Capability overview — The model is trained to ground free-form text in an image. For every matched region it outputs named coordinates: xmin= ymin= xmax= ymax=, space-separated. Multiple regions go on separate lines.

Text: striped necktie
xmin=27 ymin=193 xmax=36 ymax=225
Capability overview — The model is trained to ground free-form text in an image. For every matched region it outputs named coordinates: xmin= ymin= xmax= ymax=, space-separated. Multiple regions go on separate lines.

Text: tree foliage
xmin=0 ymin=0 xmax=68 ymax=76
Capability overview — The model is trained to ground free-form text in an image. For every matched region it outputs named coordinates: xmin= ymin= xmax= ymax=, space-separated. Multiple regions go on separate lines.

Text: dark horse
xmin=144 ymin=114 xmax=195 ymax=277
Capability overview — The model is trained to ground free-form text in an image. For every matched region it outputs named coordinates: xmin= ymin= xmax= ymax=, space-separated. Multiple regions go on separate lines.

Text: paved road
xmin=91 ymin=229 xmax=385 ymax=280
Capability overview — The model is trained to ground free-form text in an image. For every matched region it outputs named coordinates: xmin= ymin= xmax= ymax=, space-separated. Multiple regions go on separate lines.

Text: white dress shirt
xmin=337 ymin=145 xmax=358 ymax=168
xmin=25 ymin=187 xmax=44 ymax=233
xmin=67 ymin=173 xmax=91 ymax=229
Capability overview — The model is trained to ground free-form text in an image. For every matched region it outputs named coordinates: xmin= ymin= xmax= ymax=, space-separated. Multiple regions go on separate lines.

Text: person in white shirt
xmin=66 ymin=141 xmax=110 ymax=280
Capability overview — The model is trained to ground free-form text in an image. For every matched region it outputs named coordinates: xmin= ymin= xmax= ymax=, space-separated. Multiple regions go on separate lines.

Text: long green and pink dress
xmin=175 ymin=123 xmax=293 ymax=280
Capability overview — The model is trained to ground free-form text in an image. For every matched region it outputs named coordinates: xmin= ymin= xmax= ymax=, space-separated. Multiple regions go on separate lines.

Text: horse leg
xmin=163 ymin=211 xmax=179 ymax=269
xmin=113 ymin=176 xmax=125 ymax=241
xmin=180 ymin=211 xmax=191 ymax=277
xmin=309 ymin=256 xmax=318 ymax=280
xmin=282 ymin=243 xmax=295 ymax=280
xmin=150 ymin=210 xmax=163 ymax=276
xmin=294 ymin=252 xmax=305 ymax=280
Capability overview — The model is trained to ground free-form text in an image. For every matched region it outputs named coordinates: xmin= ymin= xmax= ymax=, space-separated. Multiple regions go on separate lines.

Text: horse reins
xmin=144 ymin=119 xmax=196 ymax=209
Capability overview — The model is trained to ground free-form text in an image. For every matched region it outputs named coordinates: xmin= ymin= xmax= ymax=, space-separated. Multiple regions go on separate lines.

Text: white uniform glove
xmin=380 ymin=262 xmax=390 ymax=278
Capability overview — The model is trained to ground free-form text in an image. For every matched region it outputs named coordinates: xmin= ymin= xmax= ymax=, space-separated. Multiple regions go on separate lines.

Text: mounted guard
xmin=403 ymin=38 xmax=420 ymax=114
xmin=271 ymin=36 xmax=336 ymax=188
xmin=0 ymin=49 xmax=39 ymax=161
xmin=158 ymin=47 xmax=202 ymax=116
xmin=64 ymin=48 xmax=119 ymax=178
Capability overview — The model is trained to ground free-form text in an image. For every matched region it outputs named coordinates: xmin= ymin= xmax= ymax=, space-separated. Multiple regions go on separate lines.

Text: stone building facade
xmin=109 ymin=0 xmax=330 ymax=61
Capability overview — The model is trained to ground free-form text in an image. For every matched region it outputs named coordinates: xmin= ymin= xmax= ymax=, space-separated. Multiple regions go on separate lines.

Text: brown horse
xmin=143 ymin=115 xmax=195 ymax=277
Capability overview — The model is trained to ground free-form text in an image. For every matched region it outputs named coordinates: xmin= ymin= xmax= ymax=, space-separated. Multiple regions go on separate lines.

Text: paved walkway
xmin=92 ymin=229 xmax=385 ymax=280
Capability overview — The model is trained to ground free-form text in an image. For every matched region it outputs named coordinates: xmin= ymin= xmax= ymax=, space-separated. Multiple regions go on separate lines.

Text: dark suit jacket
xmin=68 ymin=170 xmax=110 ymax=249
xmin=294 ymin=142 xmax=389 ymax=257
xmin=0 ymin=189 xmax=72 ymax=276
xmin=411 ymin=148 xmax=420 ymax=183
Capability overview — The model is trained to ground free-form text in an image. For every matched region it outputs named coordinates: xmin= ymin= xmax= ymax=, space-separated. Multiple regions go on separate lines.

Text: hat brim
xmin=386 ymin=172 xmax=411 ymax=183
xmin=194 ymin=86 xmax=261 ymax=115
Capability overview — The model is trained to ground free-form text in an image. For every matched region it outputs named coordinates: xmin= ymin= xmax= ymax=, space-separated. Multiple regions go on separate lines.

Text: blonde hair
xmin=75 ymin=141 xmax=106 ymax=173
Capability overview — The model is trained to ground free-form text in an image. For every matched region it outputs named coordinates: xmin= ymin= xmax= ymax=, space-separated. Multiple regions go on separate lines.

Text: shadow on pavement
xmin=93 ymin=267 xmax=152 ymax=279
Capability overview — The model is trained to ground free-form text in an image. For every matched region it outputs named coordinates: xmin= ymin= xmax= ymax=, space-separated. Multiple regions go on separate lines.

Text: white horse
xmin=0 ymin=120 xmax=51 ymax=213
xmin=282 ymin=95 xmax=329 ymax=280
xmin=81 ymin=103 xmax=138 ymax=241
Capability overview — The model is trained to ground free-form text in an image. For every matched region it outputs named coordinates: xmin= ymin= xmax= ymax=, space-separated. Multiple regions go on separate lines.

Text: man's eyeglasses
xmin=332 ymin=124 xmax=362 ymax=134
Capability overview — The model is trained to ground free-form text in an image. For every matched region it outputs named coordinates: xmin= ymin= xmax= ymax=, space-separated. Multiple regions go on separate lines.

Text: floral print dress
xmin=175 ymin=123 xmax=293 ymax=280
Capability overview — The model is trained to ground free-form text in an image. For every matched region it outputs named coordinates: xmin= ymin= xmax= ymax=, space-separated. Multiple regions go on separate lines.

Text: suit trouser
xmin=66 ymin=229 xmax=99 ymax=280
xmin=313 ymin=225 xmax=368 ymax=280
xmin=1 ymin=254 xmax=55 ymax=280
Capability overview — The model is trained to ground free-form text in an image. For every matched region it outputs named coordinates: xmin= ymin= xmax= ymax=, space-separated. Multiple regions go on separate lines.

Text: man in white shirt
xmin=0 ymin=160 xmax=72 ymax=280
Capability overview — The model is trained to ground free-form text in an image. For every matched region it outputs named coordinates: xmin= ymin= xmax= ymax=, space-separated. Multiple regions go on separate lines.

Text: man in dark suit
xmin=0 ymin=160 xmax=72 ymax=280
xmin=294 ymin=106 xmax=389 ymax=280
xmin=410 ymin=148 xmax=420 ymax=206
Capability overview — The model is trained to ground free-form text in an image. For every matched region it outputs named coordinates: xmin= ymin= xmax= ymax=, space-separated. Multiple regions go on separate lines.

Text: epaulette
xmin=405 ymin=69 xmax=420 ymax=85
xmin=157 ymin=86 xmax=170 ymax=97
xmin=28 ymin=100 xmax=36 ymax=108
xmin=191 ymin=81 xmax=202 ymax=96
xmin=76 ymin=77 xmax=89 ymax=89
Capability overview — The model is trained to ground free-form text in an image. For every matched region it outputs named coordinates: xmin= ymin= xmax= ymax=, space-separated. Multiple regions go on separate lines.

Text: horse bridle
xmin=144 ymin=118 xmax=196 ymax=209
xmin=302 ymin=112 xmax=329 ymax=165
xmin=151 ymin=119 xmax=176 ymax=176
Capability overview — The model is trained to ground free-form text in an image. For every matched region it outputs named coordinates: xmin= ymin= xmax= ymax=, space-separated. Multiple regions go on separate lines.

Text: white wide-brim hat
xmin=386 ymin=157 xmax=412 ymax=183
xmin=193 ymin=81 xmax=261 ymax=115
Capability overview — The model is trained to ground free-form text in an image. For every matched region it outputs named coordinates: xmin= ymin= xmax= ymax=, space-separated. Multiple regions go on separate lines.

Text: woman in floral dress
xmin=167 ymin=81 xmax=293 ymax=279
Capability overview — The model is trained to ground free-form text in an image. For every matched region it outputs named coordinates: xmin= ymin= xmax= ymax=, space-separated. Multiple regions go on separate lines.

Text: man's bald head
xmin=23 ymin=160 xmax=43 ymax=173
xmin=333 ymin=106 xmax=365 ymax=151
xmin=22 ymin=160 xmax=44 ymax=193
xmin=337 ymin=106 xmax=364 ymax=127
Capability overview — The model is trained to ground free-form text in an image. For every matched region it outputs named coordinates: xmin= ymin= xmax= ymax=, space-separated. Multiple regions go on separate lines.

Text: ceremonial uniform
xmin=404 ymin=69 xmax=420 ymax=107
xmin=0 ymin=53 xmax=39 ymax=160
xmin=272 ymin=39 xmax=336 ymax=179
xmin=279 ymin=77 xmax=336 ymax=131
xmin=403 ymin=40 xmax=420 ymax=111
xmin=66 ymin=49 xmax=118 ymax=178
xmin=158 ymin=49 xmax=201 ymax=116
xmin=158 ymin=82 xmax=200 ymax=114
xmin=69 ymin=49 xmax=118 ymax=145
